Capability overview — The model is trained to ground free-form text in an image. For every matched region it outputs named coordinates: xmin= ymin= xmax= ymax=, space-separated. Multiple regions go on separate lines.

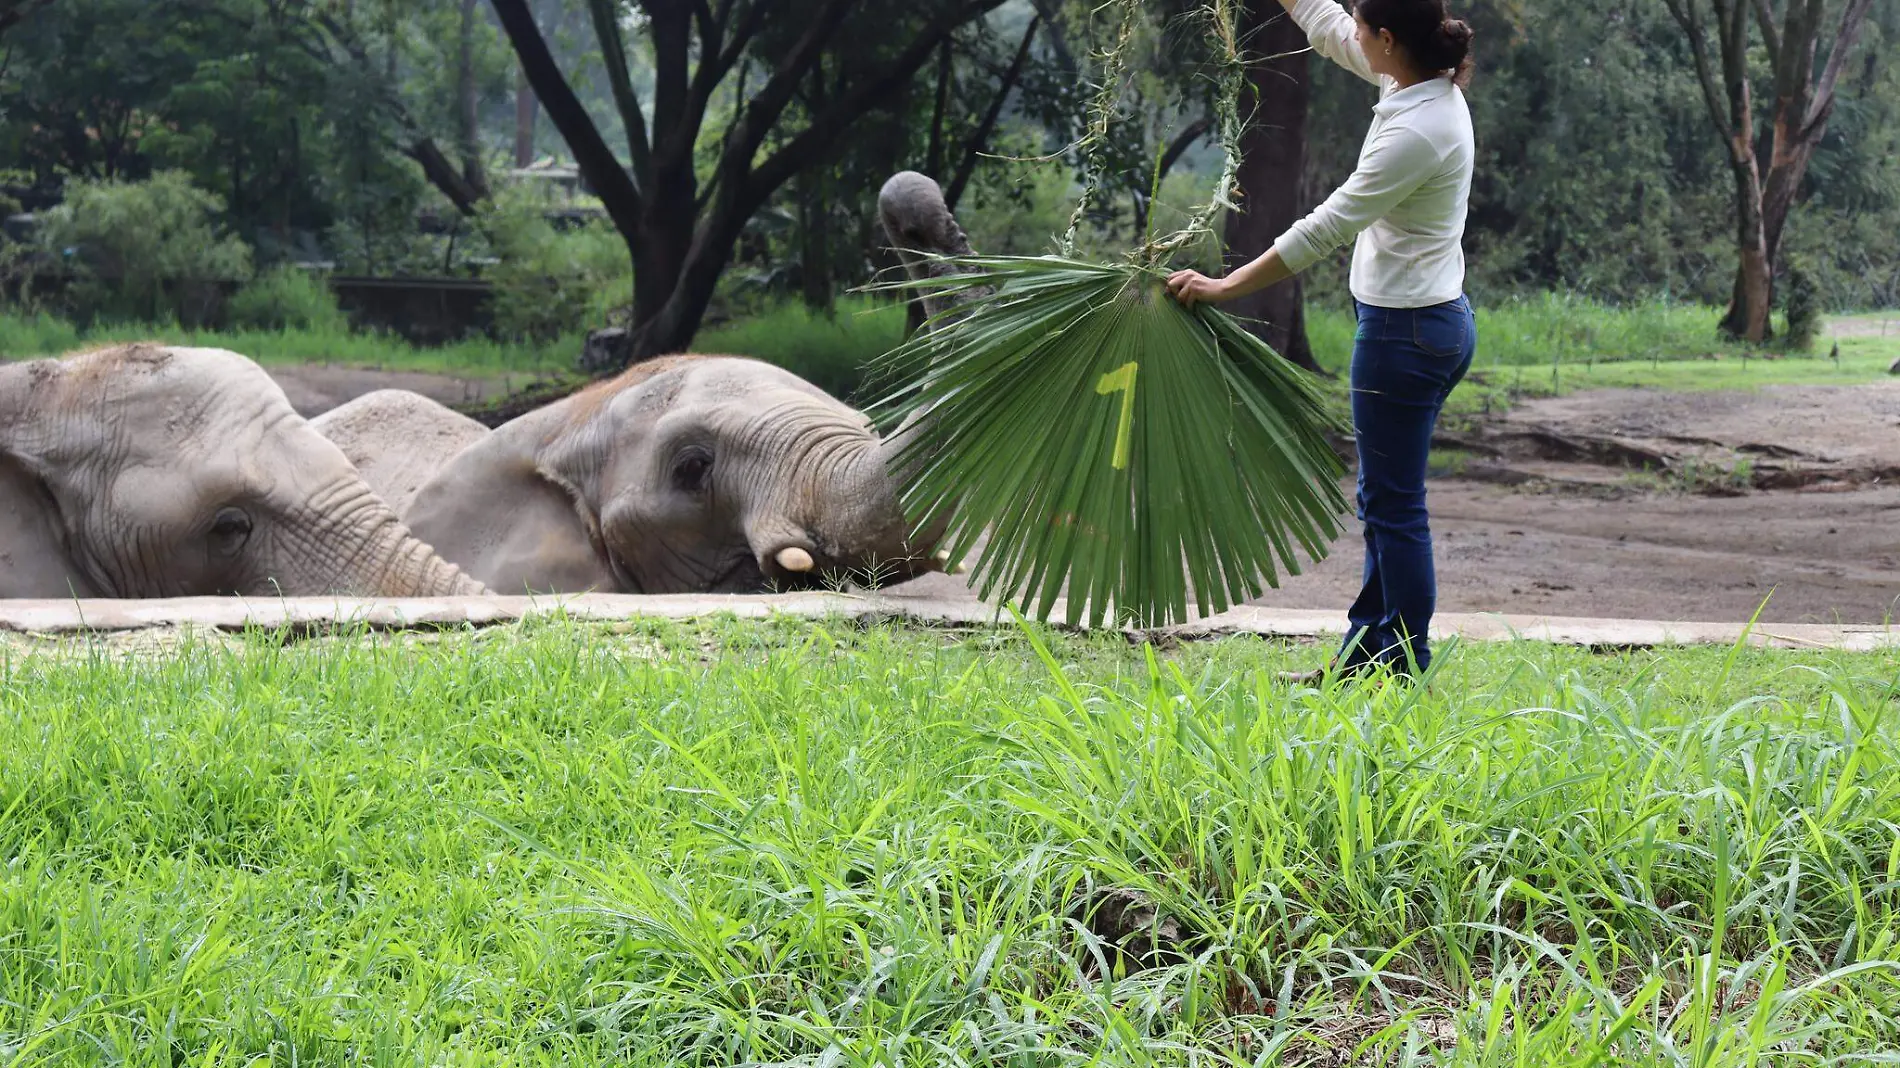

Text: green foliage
xmin=696 ymin=296 xmax=908 ymax=401
xmin=868 ymin=255 xmax=1348 ymax=628
xmin=0 ymin=310 xmax=572 ymax=375
xmin=35 ymin=172 xmax=253 ymax=325
xmin=225 ymin=266 xmax=348 ymax=333
xmin=1782 ymin=258 xmax=1824 ymax=354
xmin=476 ymin=188 xmax=631 ymax=341
xmin=1 ymin=620 xmax=1899 ymax=1064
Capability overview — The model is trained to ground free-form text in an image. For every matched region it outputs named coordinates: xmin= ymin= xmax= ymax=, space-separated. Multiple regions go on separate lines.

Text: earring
xmin=1385 ymin=45 xmax=1393 ymax=54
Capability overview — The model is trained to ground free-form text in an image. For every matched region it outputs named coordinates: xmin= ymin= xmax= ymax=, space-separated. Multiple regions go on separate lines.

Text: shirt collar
xmin=1375 ymin=77 xmax=1452 ymax=117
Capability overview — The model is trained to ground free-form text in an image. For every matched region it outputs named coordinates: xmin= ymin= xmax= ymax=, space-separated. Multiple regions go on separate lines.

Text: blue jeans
xmin=1337 ymin=295 xmax=1476 ymax=676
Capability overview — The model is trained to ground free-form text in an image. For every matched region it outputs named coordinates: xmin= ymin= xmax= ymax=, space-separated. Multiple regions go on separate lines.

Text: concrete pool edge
xmin=0 ymin=594 xmax=1892 ymax=652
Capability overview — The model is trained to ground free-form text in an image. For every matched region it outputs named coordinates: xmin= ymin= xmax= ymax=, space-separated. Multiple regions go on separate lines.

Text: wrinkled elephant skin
xmin=0 ymin=345 xmax=486 ymax=599
xmin=404 ymin=355 xmax=939 ymax=595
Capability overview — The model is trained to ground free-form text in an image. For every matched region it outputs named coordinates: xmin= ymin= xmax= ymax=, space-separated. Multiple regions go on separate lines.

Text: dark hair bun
xmin=1353 ymin=0 xmax=1476 ymax=85
xmin=1423 ymin=17 xmax=1473 ymax=71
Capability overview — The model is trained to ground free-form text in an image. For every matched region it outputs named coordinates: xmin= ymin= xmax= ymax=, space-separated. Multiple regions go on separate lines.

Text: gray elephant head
xmin=0 ymin=344 xmax=486 ymax=598
xmin=402 ymin=354 xmax=939 ymax=595
xmin=873 ymin=170 xmax=990 ymax=529
xmin=877 ymin=170 xmax=990 ymax=328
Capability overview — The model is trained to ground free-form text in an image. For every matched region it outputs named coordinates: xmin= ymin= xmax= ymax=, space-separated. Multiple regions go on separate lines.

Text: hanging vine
xmin=1142 ymin=0 xmax=1248 ymax=266
xmin=1058 ymin=0 xmax=1142 ymax=257
xmin=1054 ymin=0 xmax=1252 ymax=269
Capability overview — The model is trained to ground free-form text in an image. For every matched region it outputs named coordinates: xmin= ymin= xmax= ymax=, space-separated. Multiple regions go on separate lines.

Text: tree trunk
xmin=1720 ymin=121 xmax=1772 ymax=341
xmin=1223 ymin=0 xmax=1321 ymax=374
xmin=1714 ymin=0 xmax=1871 ymax=340
xmin=513 ymin=66 xmax=537 ymax=166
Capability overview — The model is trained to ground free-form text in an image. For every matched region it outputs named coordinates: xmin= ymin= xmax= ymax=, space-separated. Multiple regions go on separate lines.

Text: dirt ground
xmin=1269 ymin=379 xmax=1900 ymax=625
xmin=274 ymin=366 xmax=1900 ymax=627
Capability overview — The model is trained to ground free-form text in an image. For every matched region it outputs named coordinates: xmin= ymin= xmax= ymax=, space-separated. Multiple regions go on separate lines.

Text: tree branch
xmin=313 ymin=10 xmax=489 ymax=215
xmin=716 ymin=0 xmax=856 ymax=173
xmin=924 ymin=39 xmax=952 ymax=179
xmin=1751 ymin=0 xmax=1780 ymax=57
xmin=675 ymin=0 xmax=777 ymax=161
xmin=1663 ymin=0 xmax=1739 ymax=143
xmin=404 ymin=138 xmax=488 ymax=216
xmin=1803 ymin=0 xmax=1874 ymax=137
xmin=489 ymin=0 xmax=645 ymax=237
xmin=1025 ymin=0 xmax=1075 ymax=74
xmin=1156 ymin=114 xmax=1211 ymax=185
xmin=944 ymin=12 xmax=1040 ymax=211
xmin=587 ymin=0 xmax=652 ymax=192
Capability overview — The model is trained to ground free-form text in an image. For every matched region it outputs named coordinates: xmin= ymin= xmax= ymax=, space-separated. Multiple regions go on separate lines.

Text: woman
xmin=1167 ymin=0 xmax=1476 ymax=682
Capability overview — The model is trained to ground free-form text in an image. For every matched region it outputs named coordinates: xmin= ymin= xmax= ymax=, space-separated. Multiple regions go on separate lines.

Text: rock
xmin=580 ymin=327 xmax=631 ymax=374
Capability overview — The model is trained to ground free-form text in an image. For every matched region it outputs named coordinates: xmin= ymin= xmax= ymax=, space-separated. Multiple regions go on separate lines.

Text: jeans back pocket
xmin=1412 ymin=300 xmax=1470 ymax=358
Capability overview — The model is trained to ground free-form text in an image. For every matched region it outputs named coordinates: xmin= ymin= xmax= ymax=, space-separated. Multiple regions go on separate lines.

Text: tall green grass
xmin=0 ymin=297 xmax=911 ymax=392
xmin=1304 ymin=294 xmax=1753 ymax=374
xmin=2 ymin=619 xmax=1897 ymax=1065
xmin=6 ymin=294 xmax=1891 ymax=401
xmin=0 ymin=310 xmax=577 ymax=375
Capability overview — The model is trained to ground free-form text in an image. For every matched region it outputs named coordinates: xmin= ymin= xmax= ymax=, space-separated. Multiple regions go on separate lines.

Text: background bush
xmin=696 ymin=296 xmax=908 ymax=401
xmin=226 ymin=265 xmax=349 ymax=333
xmin=34 ymin=172 xmax=252 ymax=326
xmin=477 ymin=187 xmax=632 ymax=342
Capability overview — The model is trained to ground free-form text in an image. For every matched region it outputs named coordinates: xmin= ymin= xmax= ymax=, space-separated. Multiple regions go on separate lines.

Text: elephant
xmin=311 ymin=389 xmax=488 ymax=514
xmin=401 ymin=353 xmax=942 ymax=595
xmin=0 ymin=344 xmax=486 ymax=599
xmin=875 ymin=170 xmax=990 ymax=328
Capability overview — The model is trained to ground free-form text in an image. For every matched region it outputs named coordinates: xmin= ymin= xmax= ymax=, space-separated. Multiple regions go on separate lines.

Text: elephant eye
xmin=671 ymin=447 xmax=714 ymax=494
xmin=208 ymin=506 xmax=253 ymax=553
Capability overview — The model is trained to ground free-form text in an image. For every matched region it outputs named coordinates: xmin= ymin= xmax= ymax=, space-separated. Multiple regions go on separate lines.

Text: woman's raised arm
xmin=1279 ymin=0 xmax=1383 ymax=87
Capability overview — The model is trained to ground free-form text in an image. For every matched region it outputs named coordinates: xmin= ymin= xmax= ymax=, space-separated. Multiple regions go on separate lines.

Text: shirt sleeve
xmin=1288 ymin=0 xmax=1381 ymax=87
xmin=1271 ymin=123 xmax=1440 ymax=275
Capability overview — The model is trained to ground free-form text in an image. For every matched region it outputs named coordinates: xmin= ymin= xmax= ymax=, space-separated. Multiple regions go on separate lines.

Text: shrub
xmin=226 ymin=265 xmax=348 ymax=332
xmin=34 ymin=171 xmax=253 ymax=325
xmin=477 ymin=186 xmax=632 ymax=341
xmin=1781 ymin=258 xmax=1822 ymax=354
xmin=695 ymin=297 xmax=907 ymax=401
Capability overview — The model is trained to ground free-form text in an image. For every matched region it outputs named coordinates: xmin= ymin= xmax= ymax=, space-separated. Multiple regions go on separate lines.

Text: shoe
xmin=1276 ymin=660 xmax=1374 ymax=686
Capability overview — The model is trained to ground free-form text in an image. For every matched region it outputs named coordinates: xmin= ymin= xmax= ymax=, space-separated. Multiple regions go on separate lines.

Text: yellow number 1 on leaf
xmin=1095 ymin=361 xmax=1138 ymax=470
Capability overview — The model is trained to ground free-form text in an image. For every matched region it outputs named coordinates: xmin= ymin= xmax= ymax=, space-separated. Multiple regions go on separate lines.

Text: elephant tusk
xmin=776 ymin=547 xmax=815 ymax=573
xmin=934 ymin=549 xmax=969 ymax=576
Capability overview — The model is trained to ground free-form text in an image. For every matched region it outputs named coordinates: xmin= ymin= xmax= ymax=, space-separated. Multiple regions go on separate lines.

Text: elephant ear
xmin=402 ymin=402 xmax=619 ymax=595
xmin=0 ymin=360 xmax=96 ymax=597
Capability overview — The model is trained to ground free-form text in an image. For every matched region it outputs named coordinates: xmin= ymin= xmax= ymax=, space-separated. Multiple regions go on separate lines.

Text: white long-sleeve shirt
xmin=1270 ymin=0 xmax=1474 ymax=309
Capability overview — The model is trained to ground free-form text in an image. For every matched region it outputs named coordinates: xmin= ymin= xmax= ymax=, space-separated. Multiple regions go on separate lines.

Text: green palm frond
xmin=865 ymin=254 xmax=1350 ymax=629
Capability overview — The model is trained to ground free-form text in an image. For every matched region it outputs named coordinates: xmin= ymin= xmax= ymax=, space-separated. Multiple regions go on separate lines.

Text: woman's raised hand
xmin=1165 ymin=269 xmax=1231 ymax=308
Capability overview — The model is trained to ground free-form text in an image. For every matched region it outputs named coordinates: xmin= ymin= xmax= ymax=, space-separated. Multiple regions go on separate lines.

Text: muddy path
xmin=1261 ymin=380 xmax=1900 ymax=625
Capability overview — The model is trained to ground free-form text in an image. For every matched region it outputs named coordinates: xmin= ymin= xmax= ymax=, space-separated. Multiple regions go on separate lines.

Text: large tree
xmin=1663 ymin=0 xmax=1875 ymax=340
xmin=487 ymin=0 xmax=1012 ymax=364
xmin=1222 ymin=0 xmax=1319 ymax=373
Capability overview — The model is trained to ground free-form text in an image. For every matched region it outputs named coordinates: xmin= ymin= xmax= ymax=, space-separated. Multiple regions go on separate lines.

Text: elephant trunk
xmin=364 ymin=525 xmax=490 ymax=597
xmin=874 ymin=421 xmax=953 ymax=563
xmin=297 ymin=482 xmax=489 ymax=598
